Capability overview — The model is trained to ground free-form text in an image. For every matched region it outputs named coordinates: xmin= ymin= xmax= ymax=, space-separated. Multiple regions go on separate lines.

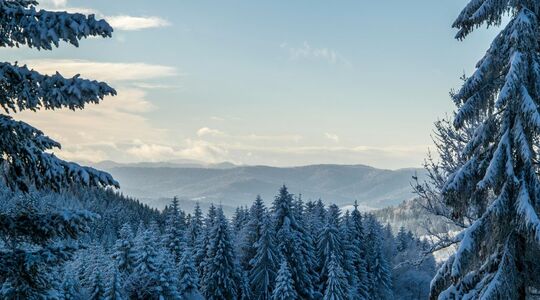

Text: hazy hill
xmin=98 ymin=162 xmax=424 ymax=211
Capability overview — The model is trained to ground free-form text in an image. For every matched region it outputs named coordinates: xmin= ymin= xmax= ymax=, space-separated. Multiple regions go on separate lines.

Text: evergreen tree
xmin=364 ymin=217 xmax=392 ymax=300
xmin=340 ymin=211 xmax=361 ymax=299
xmin=323 ymin=254 xmax=349 ymax=300
xmin=194 ymin=204 xmax=217 ymax=276
xmin=0 ymin=199 xmax=97 ymax=299
xmin=178 ymin=236 xmax=202 ymax=300
xmin=62 ymin=275 xmax=82 ymax=300
xmin=239 ymin=271 xmax=253 ymax=300
xmin=90 ymin=271 xmax=105 ymax=300
xmin=249 ymin=215 xmax=279 ymax=300
xmin=125 ymin=224 xmax=161 ymax=299
xmin=295 ymin=196 xmax=320 ymax=298
xmin=349 ymin=202 xmax=368 ymax=299
xmin=156 ymin=253 xmax=181 ymax=300
xmin=381 ymin=224 xmax=396 ymax=264
xmin=201 ymin=207 xmax=240 ymax=300
xmin=239 ymin=195 xmax=266 ymax=271
xmin=273 ymin=185 xmax=318 ymax=299
xmin=0 ymin=2 xmax=118 ymax=298
xmin=163 ymin=197 xmax=185 ymax=264
xmin=112 ymin=223 xmax=137 ymax=275
xmin=233 ymin=206 xmax=249 ymax=234
xmin=0 ymin=0 xmax=117 ymax=193
xmin=430 ymin=1 xmax=540 ymax=298
xmin=188 ymin=203 xmax=204 ymax=249
xmin=396 ymin=227 xmax=408 ymax=252
xmin=104 ymin=269 xmax=124 ymax=300
xmin=317 ymin=205 xmax=345 ymax=292
xmin=271 ymin=259 xmax=297 ymax=300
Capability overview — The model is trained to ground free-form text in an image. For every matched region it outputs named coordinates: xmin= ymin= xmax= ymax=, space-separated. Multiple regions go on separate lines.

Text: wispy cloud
xmin=38 ymin=1 xmax=170 ymax=31
xmin=107 ymin=16 xmax=171 ymax=31
xmin=126 ymin=143 xmax=178 ymax=161
xmin=25 ymin=59 xmax=178 ymax=83
xmin=197 ymin=127 xmax=225 ymax=137
xmin=39 ymin=0 xmax=68 ymax=7
xmin=325 ymin=133 xmax=340 ymax=142
xmin=196 ymin=127 xmax=303 ymax=143
xmin=280 ymin=42 xmax=351 ymax=67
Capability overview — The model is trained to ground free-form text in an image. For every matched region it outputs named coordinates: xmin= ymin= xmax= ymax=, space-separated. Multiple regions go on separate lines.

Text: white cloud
xmin=281 ymin=42 xmax=352 ymax=67
xmin=325 ymin=133 xmax=340 ymax=142
xmin=107 ymin=15 xmax=171 ymax=31
xmin=210 ymin=116 xmax=226 ymax=121
xmin=38 ymin=1 xmax=169 ymax=31
xmin=197 ymin=127 xmax=225 ymax=137
xmin=39 ymin=0 xmax=68 ymax=7
xmin=195 ymin=127 xmax=302 ymax=143
xmin=124 ymin=140 xmax=230 ymax=163
xmin=178 ymin=139 xmax=229 ymax=163
xmin=13 ymin=59 xmax=179 ymax=163
xmin=126 ymin=144 xmax=177 ymax=161
xmin=25 ymin=59 xmax=177 ymax=83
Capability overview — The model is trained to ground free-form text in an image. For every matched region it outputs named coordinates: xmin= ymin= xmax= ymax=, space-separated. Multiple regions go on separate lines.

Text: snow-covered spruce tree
xmin=0 ymin=1 xmax=118 ymax=298
xmin=249 ymin=215 xmax=279 ymax=300
xmin=0 ymin=198 xmax=98 ymax=298
xmin=156 ymin=252 xmax=181 ymax=300
xmin=163 ymin=196 xmax=185 ymax=264
xmin=305 ymin=199 xmax=327 ymax=242
xmin=293 ymin=195 xmax=320 ymax=297
xmin=89 ymin=271 xmax=105 ymax=300
xmin=194 ymin=203 xmax=217 ymax=276
xmin=430 ymin=1 xmax=540 ymax=298
xmin=317 ymin=205 xmax=345 ymax=293
xmin=396 ymin=227 xmax=410 ymax=252
xmin=272 ymin=259 xmax=297 ymax=300
xmin=104 ymin=268 xmax=124 ymax=300
xmin=112 ymin=223 xmax=137 ymax=276
xmin=340 ymin=210 xmax=362 ymax=299
xmin=364 ymin=216 xmax=392 ymax=300
xmin=323 ymin=253 xmax=349 ymax=300
xmin=233 ymin=206 xmax=250 ymax=235
xmin=272 ymin=185 xmax=318 ymax=299
xmin=349 ymin=201 xmax=369 ymax=299
xmin=0 ymin=1 xmax=117 ymax=192
xmin=187 ymin=202 xmax=203 ymax=249
xmin=125 ymin=224 xmax=161 ymax=299
xmin=62 ymin=275 xmax=83 ymax=300
xmin=239 ymin=271 xmax=253 ymax=300
xmin=201 ymin=207 xmax=240 ymax=300
xmin=177 ymin=237 xmax=202 ymax=300
xmin=239 ymin=195 xmax=266 ymax=272
xmin=71 ymin=242 xmax=109 ymax=291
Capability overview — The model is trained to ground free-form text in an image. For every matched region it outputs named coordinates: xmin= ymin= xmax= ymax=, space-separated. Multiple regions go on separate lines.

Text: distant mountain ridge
xmin=95 ymin=161 xmax=424 ymax=211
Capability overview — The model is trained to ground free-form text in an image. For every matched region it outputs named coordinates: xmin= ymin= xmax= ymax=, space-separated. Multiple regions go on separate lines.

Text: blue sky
xmin=8 ymin=0 xmax=500 ymax=169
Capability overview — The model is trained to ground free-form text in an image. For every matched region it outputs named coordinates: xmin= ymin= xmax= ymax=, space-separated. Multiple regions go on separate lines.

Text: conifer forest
xmin=1 ymin=0 xmax=540 ymax=299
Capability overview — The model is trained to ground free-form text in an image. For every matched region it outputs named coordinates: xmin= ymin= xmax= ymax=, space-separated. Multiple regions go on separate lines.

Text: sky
xmin=6 ymin=0 xmax=501 ymax=169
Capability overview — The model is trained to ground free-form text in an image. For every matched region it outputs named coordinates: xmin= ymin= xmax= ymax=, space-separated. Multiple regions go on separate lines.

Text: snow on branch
xmin=477 ymin=130 xmax=514 ymax=190
xmin=0 ymin=114 xmax=119 ymax=191
xmin=0 ymin=0 xmax=113 ymax=50
xmin=0 ymin=62 xmax=116 ymax=113
xmin=453 ymin=0 xmax=509 ymax=40
xmin=516 ymin=179 xmax=540 ymax=244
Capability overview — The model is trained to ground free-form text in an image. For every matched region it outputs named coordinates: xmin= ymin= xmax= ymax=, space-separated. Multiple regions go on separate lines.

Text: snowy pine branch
xmin=0 ymin=0 xmax=113 ymax=50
